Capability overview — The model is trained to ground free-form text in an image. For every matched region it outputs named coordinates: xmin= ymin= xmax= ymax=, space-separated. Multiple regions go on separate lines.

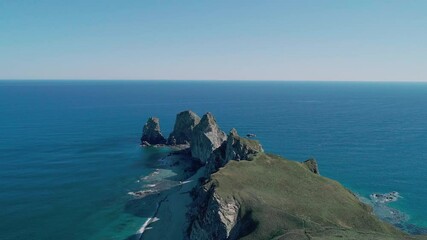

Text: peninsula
xmin=138 ymin=110 xmax=426 ymax=240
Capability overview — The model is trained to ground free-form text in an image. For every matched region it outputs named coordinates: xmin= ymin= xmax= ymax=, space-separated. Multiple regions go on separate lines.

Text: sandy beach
xmin=125 ymin=147 xmax=203 ymax=240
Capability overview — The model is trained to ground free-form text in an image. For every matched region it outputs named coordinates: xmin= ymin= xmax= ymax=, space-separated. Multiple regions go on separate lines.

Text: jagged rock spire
xmin=168 ymin=110 xmax=201 ymax=145
xmin=190 ymin=112 xmax=226 ymax=164
xmin=141 ymin=117 xmax=166 ymax=146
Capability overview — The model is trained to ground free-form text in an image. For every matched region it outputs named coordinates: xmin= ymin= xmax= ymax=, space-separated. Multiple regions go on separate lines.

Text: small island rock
xmin=141 ymin=117 xmax=166 ymax=145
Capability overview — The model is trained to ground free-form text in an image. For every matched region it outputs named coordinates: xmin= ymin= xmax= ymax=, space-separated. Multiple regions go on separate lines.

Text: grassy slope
xmin=208 ymin=153 xmax=426 ymax=240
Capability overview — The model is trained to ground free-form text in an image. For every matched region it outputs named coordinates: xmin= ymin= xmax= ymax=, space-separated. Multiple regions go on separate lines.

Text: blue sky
xmin=1 ymin=0 xmax=426 ymax=81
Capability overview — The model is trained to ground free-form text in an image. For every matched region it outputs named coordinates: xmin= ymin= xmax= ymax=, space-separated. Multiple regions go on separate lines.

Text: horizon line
xmin=1 ymin=79 xmax=427 ymax=83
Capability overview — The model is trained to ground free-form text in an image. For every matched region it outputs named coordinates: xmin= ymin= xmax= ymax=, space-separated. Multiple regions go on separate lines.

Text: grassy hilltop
xmin=205 ymin=153 xmax=426 ymax=240
xmin=141 ymin=111 xmax=426 ymax=239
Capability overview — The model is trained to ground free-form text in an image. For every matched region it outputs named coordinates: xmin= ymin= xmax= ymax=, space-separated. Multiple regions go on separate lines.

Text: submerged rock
xmin=141 ymin=117 xmax=167 ymax=145
xmin=168 ymin=110 xmax=201 ymax=145
xmin=370 ymin=191 xmax=400 ymax=204
xmin=190 ymin=113 xmax=226 ymax=164
xmin=246 ymin=133 xmax=256 ymax=138
xmin=302 ymin=158 xmax=320 ymax=175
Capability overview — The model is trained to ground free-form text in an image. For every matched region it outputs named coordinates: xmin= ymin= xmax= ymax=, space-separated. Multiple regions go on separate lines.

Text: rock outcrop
xmin=136 ymin=111 xmax=414 ymax=240
xmin=302 ymin=158 xmax=320 ymax=175
xmin=188 ymin=185 xmax=242 ymax=240
xmin=141 ymin=117 xmax=166 ymax=145
xmin=190 ymin=113 xmax=226 ymax=164
xmin=204 ymin=142 xmax=227 ymax=175
xmin=168 ymin=110 xmax=201 ymax=145
xmin=225 ymin=128 xmax=263 ymax=162
xmin=187 ymin=153 xmax=411 ymax=240
xmin=204 ymin=128 xmax=264 ymax=175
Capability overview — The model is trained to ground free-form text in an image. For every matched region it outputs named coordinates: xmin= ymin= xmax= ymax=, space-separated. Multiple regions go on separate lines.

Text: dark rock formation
xmin=168 ymin=110 xmax=201 ymax=145
xmin=204 ymin=141 xmax=227 ymax=175
xmin=188 ymin=185 xmax=241 ymax=240
xmin=190 ymin=113 xmax=226 ymax=164
xmin=225 ymin=128 xmax=263 ymax=162
xmin=203 ymin=129 xmax=264 ymax=176
xmin=141 ymin=117 xmax=166 ymax=145
xmin=302 ymin=158 xmax=319 ymax=175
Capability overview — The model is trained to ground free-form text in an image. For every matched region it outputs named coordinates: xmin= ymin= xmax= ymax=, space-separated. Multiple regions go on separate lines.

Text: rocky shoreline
xmin=364 ymin=192 xmax=427 ymax=235
xmin=133 ymin=110 xmax=427 ymax=240
xmin=135 ymin=110 xmax=266 ymax=239
xmin=125 ymin=147 xmax=200 ymax=240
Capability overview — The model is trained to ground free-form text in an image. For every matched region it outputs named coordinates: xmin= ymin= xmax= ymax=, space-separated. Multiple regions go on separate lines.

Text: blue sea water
xmin=0 ymin=80 xmax=426 ymax=239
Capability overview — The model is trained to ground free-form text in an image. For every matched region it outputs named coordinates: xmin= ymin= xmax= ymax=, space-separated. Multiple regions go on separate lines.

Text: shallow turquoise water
xmin=0 ymin=80 xmax=426 ymax=239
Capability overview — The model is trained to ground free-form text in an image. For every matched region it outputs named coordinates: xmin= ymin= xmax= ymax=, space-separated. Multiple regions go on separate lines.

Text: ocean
xmin=0 ymin=80 xmax=426 ymax=239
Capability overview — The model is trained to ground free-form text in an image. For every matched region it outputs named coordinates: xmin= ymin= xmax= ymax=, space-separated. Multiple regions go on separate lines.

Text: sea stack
xmin=168 ymin=110 xmax=201 ymax=145
xmin=141 ymin=117 xmax=166 ymax=146
xmin=190 ymin=112 xmax=226 ymax=164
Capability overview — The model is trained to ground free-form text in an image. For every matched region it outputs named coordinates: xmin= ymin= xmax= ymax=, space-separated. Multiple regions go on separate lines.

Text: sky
xmin=0 ymin=0 xmax=426 ymax=81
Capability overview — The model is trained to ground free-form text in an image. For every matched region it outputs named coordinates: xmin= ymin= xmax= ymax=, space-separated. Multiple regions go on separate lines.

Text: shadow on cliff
xmin=229 ymin=209 xmax=259 ymax=240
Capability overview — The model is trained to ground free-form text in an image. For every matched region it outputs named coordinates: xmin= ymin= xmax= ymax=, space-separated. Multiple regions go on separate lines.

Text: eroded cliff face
xmin=190 ymin=113 xmax=226 ymax=164
xmin=204 ymin=128 xmax=264 ymax=175
xmin=187 ymin=128 xmax=265 ymax=240
xmin=138 ymin=111 xmax=412 ymax=240
xmin=225 ymin=128 xmax=263 ymax=162
xmin=168 ymin=110 xmax=201 ymax=145
xmin=141 ymin=117 xmax=166 ymax=145
xmin=186 ymin=153 xmax=412 ymax=240
xmin=188 ymin=184 xmax=241 ymax=240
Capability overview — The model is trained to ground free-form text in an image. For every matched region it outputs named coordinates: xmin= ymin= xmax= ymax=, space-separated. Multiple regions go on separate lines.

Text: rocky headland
xmin=137 ymin=110 xmax=427 ymax=240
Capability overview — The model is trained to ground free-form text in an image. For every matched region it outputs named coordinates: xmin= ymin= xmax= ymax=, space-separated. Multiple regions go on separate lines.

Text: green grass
xmin=237 ymin=137 xmax=263 ymax=152
xmin=207 ymin=153 xmax=426 ymax=240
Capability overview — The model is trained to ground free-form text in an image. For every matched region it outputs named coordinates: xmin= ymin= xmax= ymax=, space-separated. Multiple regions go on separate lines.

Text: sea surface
xmin=0 ymin=80 xmax=426 ymax=239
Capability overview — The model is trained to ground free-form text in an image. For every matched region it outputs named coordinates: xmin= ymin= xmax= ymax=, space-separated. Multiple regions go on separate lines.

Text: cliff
xmin=187 ymin=184 xmax=241 ymax=240
xmin=168 ymin=110 xmax=201 ymax=145
xmin=141 ymin=117 xmax=166 ymax=145
xmin=138 ymin=111 xmax=426 ymax=240
xmin=204 ymin=128 xmax=264 ymax=175
xmin=225 ymin=128 xmax=263 ymax=162
xmin=187 ymin=153 xmax=419 ymax=240
xmin=190 ymin=112 xmax=227 ymax=164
